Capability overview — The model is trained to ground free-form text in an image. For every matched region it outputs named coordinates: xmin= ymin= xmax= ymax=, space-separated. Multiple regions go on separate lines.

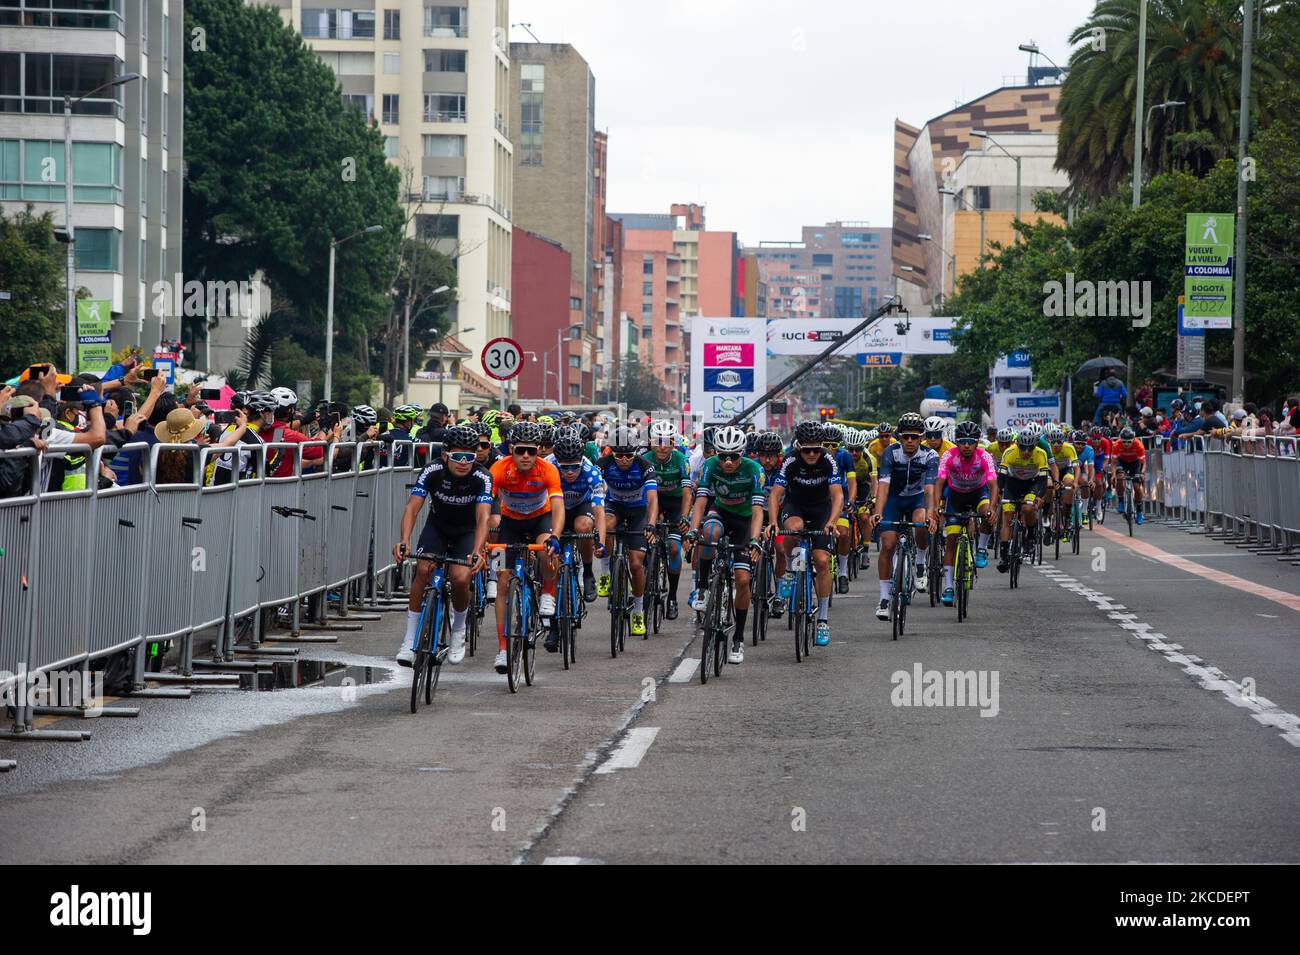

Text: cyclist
xmin=769 ymin=420 xmax=844 ymax=645
xmin=687 ymin=427 xmax=717 ymax=606
xmin=992 ymin=426 xmax=1017 ymax=461
xmin=490 ymin=421 xmax=565 ymax=674
xmin=843 ymin=427 xmax=876 ymax=562
xmin=933 ymin=421 xmax=998 ymax=606
xmin=823 ymin=423 xmax=857 ymax=594
xmin=923 ymin=416 xmax=956 ymax=457
xmin=1086 ymin=426 xmax=1112 ymax=517
xmin=380 ymin=404 xmax=422 ymax=467
xmin=996 ymin=429 xmax=1049 ymax=572
xmin=753 ymin=431 xmax=788 ymax=616
xmin=640 ymin=419 xmax=693 ymax=619
xmin=392 ymin=426 xmax=491 ymax=666
xmin=867 ymin=420 xmax=895 ymax=463
xmin=596 ymin=425 xmax=659 ymax=637
xmin=1045 ymin=425 xmax=1079 ymax=541
xmin=868 ymin=413 xmax=939 ymax=620
xmin=744 ymin=430 xmax=761 ymax=461
xmin=1110 ymin=427 xmax=1147 ymax=524
xmin=688 ymin=425 xmax=768 ymax=661
xmin=1073 ymin=428 xmax=1096 ymax=517
xmin=549 ymin=426 xmax=607 ymax=609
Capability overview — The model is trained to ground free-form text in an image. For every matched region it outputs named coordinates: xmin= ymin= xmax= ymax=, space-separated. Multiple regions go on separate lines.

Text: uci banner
xmin=765 ymin=316 xmax=958 ymax=357
xmin=689 ymin=317 xmax=767 ymax=427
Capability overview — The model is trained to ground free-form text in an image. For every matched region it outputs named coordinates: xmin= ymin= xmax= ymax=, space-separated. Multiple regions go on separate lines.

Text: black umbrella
xmin=1075 ymin=356 xmax=1126 ymax=377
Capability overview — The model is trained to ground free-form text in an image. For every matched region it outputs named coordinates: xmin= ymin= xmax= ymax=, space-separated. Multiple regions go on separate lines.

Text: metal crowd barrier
xmin=0 ymin=439 xmax=425 ymax=746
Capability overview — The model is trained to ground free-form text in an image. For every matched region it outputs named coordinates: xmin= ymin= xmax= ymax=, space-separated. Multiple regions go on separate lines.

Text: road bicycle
xmin=750 ymin=525 xmax=776 ymax=647
xmin=487 ymin=542 xmax=548 ymax=693
xmin=948 ymin=510 xmax=980 ymax=623
xmin=1002 ymin=499 xmax=1037 ymax=590
xmin=644 ymin=520 xmax=672 ymax=635
xmin=880 ymin=521 xmax=927 ymax=640
xmin=408 ymin=551 xmax=477 ymax=713
xmin=927 ymin=515 xmax=945 ymax=607
xmin=555 ymin=531 xmax=596 ymax=670
xmin=780 ymin=529 xmax=824 ymax=662
xmin=606 ymin=524 xmax=637 ymax=658
xmin=697 ymin=532 xmax=735 ymax=684
xmin=1116 ymin=469 xmax=1138 ymax=536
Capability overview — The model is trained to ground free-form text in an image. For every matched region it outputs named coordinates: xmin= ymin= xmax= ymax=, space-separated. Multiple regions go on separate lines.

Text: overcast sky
xmin=508 ymin=0 xmax=1097 ymax=247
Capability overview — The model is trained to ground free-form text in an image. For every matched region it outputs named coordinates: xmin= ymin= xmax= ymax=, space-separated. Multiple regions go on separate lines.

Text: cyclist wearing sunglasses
xmin=933 ymin=420 xmax=998 ymax=605
xmin=641 ymin=419 xmax=693 ymax=619
xmin=548 ymin=426 xmax=607 ymax=605
xmin=596 ymin=425 xmax=659 ymax=637
xmin=869 ymin=413 xmax=940 ymax=621
xmin=768 ymin=420 xmax=845 ymax=646
xmin=393 ymin=426 xmax=492 ymax=667
xmin=488 ymin=421 xmax=565 ymax=673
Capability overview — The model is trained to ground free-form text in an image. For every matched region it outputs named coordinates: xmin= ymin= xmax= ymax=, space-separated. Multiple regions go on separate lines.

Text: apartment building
xmin=745 ymin=221 xmax=892 ymax=319
xmin=1 ymin=0 xmax=184 ymax=359
xmin=507 ymin=40 xmax=597 ymax=404
xmin=267 ymin=0 xmax=513 ymax=379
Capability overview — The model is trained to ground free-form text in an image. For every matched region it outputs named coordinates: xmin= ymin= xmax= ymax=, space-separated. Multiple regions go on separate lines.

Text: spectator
xmin=1135 ymin=377 xmax=1155 ymax=413
xmin=1094 ymin=370 xmax=1127 ymax=423
xmin=1134 ymin=407 xmax=1158 ymax=439
xmin=268 ymin=405 xmax=331 ymax=477
xmin=416 ymin=402 xmax=450 ymax=444
xmin=100 ymin=353 xmax=139 ymax=388
xmin=154 ymin=407 xmax=207 ymax=484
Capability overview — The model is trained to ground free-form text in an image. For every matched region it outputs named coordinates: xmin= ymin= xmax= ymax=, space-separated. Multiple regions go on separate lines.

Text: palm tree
xmin=1056 ymin=0 xmax=1286 ymax=204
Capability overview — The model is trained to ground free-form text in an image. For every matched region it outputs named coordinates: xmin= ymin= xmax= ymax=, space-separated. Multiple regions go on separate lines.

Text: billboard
xmin=765 ymin=316 xmax=958 ymax=357
xmin=690 ymin=317 xmax=767 ymax=427
xmin=1183 ymin=213 xmax=1233 ymax=329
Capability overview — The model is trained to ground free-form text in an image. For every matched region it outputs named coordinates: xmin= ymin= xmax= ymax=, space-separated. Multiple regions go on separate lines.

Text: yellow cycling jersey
xmin=1048 ymin=441 xmax=1079 ymax=468
xmin=998 ymin=445 xmax=1049 ymax=481
xmin=850 ymin=451 xmax=875 ymax=483
xmin=867 ymin=438 xmax=894 ymax=461
xmin=924 ymin=438 xmax=956 ymax=457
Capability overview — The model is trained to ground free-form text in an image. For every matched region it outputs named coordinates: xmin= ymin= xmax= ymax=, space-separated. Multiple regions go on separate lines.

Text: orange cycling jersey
xmin=1110 ymin=440 xmax=1146 ymax=465
xmin=490 ymin=456 xmax=563 ymax=519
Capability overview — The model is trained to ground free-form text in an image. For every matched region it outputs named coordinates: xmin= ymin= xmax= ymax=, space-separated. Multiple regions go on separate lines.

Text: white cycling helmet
xmin=712 ymin=425 xmax=747 ymax=454
xmin=270 ymin=386 xmax=298 ymax=408
xmin=863 ymin=428 xmax=879 ymax=443
xmin=843 ymin=428 xmax=867 ymax=449
xmin=648 ymin=419 xmax=678 ymax=447
xmin=924 ymin=415 xmax=946 ymax=435
xmin=997 ymin=427 xmax=1016 ymax=443
xmin=1022 ymin=421 xmax=1043 ymax=437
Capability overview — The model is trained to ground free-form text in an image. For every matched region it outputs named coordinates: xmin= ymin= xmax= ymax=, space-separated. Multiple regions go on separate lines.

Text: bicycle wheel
xmin=891 ymin=551 xmax=906 ymax=640
xmin=751 ymin=553 xmax=766 ymax=647
xmin=714 ymin=571 xmax=729 ymax=677
xmin=523 ymin=600 xmax=537 ymax=687
xmin=792 ymin=568 xmax=805 ymax=662
xmin=700 ymin=571 xmax=717 ymax=683
xmin=1125 ymin=486 xmax=1135 ymax=536
xmin=506 ymin=582 xmax=524 ymax=694
xmin=428 ymin=609 xmax=448 ymax=703
xmin=1072 ymin=501 xmax=1082 ymax=555
xmin=801 ymin=580 xmax=813 ymax=658
xmin=955 ymin=542 xmax=968 ymax=623
xmin=409 ymin=598 xmax=435 ymax=713
xmin=616 ymin=558 xmax=629 ymax=652
xmin=608 ymin=556 xmax=623 ymax=658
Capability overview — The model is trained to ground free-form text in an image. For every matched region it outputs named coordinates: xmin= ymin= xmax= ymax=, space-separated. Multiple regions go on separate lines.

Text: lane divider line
xmin=1037 ymin=563 xmax=1300 ymax=749
xmin=668 ymin=658 xmax=700 ymax=683
xmin=594 ymin=727 xmax=660 ymax=774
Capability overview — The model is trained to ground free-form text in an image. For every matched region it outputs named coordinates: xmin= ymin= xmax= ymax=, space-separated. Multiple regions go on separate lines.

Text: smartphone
xmin=140 ymin=369 xmax=160 ymax=381
xmin=59 ymin=385 xmax=83 ymax=402
xmin=214 ymin=411 xmax=238 ymax=425
xmin=120 ymin=398 xmax=136 ymax=418
xmin=28 ymin=364 xmax=50 ymax=379
xmin=200 ymin=388 xmax=222 ymax=400
xmin=330 ymin=412 xmax=341 ymax=427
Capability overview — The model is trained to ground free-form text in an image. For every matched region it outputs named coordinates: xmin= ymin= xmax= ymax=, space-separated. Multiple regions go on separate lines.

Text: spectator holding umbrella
xmin=1093 ymin=368 xmax=1127 ymax=424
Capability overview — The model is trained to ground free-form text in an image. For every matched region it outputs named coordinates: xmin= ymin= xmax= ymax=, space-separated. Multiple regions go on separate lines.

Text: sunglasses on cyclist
xmin=717 ymin=452 xmax=742 ymax=463
xmin=557 ymin=461 xmax=583 ymax=471
xmin=898 ymin=432 xmax=923 ymax=440
xmin=478 ymin=442 xmax=492 ymax=449
xmin=612 ymin=451 xmax=637 ymax=460
xmin=447 ymin=451 xmax=476 ymax=463
xmin=512 ymin=446 xmax=539 ymax=457
xmin=956 ymin=438 xmax=979 ymax=447
xmin=799 ymin=445 xmax=824 ymax=454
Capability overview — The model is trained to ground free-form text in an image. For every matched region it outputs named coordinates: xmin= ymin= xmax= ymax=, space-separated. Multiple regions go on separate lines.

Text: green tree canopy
xmin=0 ymin=206 xmax=68 ymax=374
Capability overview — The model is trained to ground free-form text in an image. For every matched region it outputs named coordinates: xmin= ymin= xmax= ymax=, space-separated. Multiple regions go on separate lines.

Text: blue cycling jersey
xmin=832 ymin=448 xmax=855 ymax=488
xmin=877 ymin=444 xmax=939 ymax=498
xmin=545 ymin=455 xmax=606 ymax=509
xmin=1077 ymin=445 xmax=1096 ymax=467
xmin=597 ymin=454 xmax=658 ymax=508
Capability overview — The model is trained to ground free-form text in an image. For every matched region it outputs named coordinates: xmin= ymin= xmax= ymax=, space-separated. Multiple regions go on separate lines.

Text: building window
xmin=74 ymin=227 xmax=120 ymax=270
xmin=422 ymin=133 xmax=465 ymax=157
xmin=424 ymin=6 xmax=467 ymax=37
xmin=384 ymin=135 xmax=399 ymax=158
xmin=423 ymin=93 xmax=465 ymax=122
xmin=422 ymin=175 xmax=464 ymax=200
xmin=342 ymin=93 xmax=375 ymax=123
xmin=519 ymin=64 xmax=543 ymax=165
xmin=383 ymin=52 xmax=400 ymax=74
xmin=383 ymin=9 xmax=400 ymax=39
xmin=833 ymin=286 xmax=862 ymax=318
xmin=2 ymin=52 xmax=125 ymax=116
xmin=641 ymin=302 xmax=652 ymax=321
xmin=2 ymin=139 xmax=123 ymax=202
xmin=302 ymin=9 xmax=375 ymax=39
xmin=568 ymin=355 xmax=581 ymax=368
xmin=812 ymin=253 xmax=833 ymax=265
xmin=569 ymin=296 xmax=582 ymax=310
xmin=642 ymin=256 xmax=653 ymax=275
xmin=417 ymin=213 xmax=459 ymax=239
xmin=568 ymin=383 xmax=580 ymax=397
xmin=424 ymin=50 xmax=466 ymax=72
xmin=319 ymin=51 xmax=374 ymax=75
xmin=382 ymin=93 xmax=399 ymax=123
xmin=643 ymin=280 xmax=652 ymax=297
xmin=972 ymin=185 xmax=991 ymax=210
xmin=0 ymin=0 xmax=125 ymax=30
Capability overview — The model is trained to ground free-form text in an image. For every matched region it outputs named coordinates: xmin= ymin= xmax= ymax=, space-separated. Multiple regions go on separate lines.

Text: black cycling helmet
xmin=1119 ymin=427 xmax=1136 ymax=440
xmin=794 ymin=421 xmax=823 ymax=445
xmin=876 ymin=421 xmax=894 ymax=436
xmin=553 ymin=429 xmax=586 ymax=462
xmin=701 ymin=426 xmax=718 ymax=448
xmin=955 ymin=420 xmax=981 ymax=441
xmin=896 ymin=412 xmax=925 ymax=435
xmin=745 ymin=431 xmax=759 ymax=453
xmin=756 ymin=431 xmax=784 ymax=454
xmin=508 ymin=421 xmax=544 ymax=445
xmin=537 ymin=423 xmax=556 ymax=445
xmin=471 ymin=421 xmax=492 ymax=438
xmin=444 ymin=425 xmax=478 ymax=451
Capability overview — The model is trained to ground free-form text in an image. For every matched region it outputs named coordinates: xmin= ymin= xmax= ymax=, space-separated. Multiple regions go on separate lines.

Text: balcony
xmin=0 ymin=2 xmax=125 ymax=31
xmin=423 ymin=109 xmax=467 ymax=123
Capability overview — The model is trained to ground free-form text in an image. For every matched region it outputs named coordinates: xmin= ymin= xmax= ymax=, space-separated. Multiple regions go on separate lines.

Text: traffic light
xmin=818 ymin=407 xmax=837 ymax=420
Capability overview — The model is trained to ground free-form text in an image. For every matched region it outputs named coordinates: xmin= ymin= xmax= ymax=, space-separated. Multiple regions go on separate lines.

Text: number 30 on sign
xmin=481 ymin=337 xmax=522 ymax=381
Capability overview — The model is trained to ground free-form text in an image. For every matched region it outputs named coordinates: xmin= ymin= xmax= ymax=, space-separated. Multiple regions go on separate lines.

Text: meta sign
xmin=690 ymin=318 xmax=766 ymax=427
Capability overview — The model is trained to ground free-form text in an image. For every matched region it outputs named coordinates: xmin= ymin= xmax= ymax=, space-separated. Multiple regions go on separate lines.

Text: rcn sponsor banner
xmin=765 ymin=316 xmax=958 ymax=357
xmin=690 ymin=317 xmax=767 ymax=427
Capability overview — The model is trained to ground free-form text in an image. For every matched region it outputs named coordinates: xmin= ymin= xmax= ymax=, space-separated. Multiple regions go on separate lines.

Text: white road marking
xmin=594 ymin=727 xmax=661 ymax=773
xmin=668 ymin=658 xmax=700 ymax=683
xmin=1036 ymin=564 xmax=1300 ymax=748
xmin=542 ymin=856 xmax=593 ymax=864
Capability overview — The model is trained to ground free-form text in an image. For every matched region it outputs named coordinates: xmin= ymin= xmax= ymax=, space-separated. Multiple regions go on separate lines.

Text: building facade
xmin=510 ymin=226 xmax=571 ymax=403
xmin=268 ymin=0 xmax=513 ymax=380
xmin=1 ymin=0 xmax=184 ymax=358
xmin=745 ymin=221 xmax=892 ymax=319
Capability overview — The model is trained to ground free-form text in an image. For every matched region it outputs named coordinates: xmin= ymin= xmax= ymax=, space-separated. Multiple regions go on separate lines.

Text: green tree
xmin=1056 ymin=0 xmax=1288 ymax=204
xmin=617 ymin=354 xmax=668 ymax=411
xmin=379 ymin=236 xmax=457 ymax=405
xmin=183 ymin=0 xmax=402 ymax=369
xmin=0 ymin=206 xmax=67 ymax=373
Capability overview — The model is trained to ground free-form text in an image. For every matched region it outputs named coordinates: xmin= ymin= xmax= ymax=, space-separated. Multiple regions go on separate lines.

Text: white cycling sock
xmin=633 ymin=594 xmax=644 ymax=614
xmin=978 ymin=532 xmax=990 ymax=550
xmin=600 ymin=556 xmax=610 ymax=575
xmin=451 ymin=608 xmax=467 ymax=632
xmin=403 ymin=610 xmax=420 ymax=649
xmin=817 ymin=597 xmax=830 ymax=621
xmin=879 ymin=580 xmax=892 ymax=600
xmin=944 ymin=566 xmax=954 ymax=590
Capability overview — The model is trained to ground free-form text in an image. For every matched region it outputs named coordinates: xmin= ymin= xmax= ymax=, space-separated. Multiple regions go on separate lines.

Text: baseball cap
xmin=1140 ymin=406 xmax=1154 ymax=416
xmin=1231 ymin=409 xmax=1247 ymax=421
xmin=3 ymin=395 xmax=38 ymax=416
xmin=430 ymin=402 xmax=449 ymax=416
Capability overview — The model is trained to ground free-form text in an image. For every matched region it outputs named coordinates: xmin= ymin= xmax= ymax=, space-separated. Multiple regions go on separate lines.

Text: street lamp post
xmin=64 ymin=72 xmax=139 ymax=374
xmin=1232 ymin=0 xmax=1255 ymax=404
xmin=1131 ymin=0 xmax=1150 ymax=209
xmin=437 ymin=324 xmax=474 ymax=407
xmin=1143 ymin=101 xmax=1185 ymax=184
xmin=971 ymin=130 xmax=1021 ymax=233
xmin=403 ymin=283 xmax=449 ymax=403
xmin=325 ymin=225 xmax=383 ymax=405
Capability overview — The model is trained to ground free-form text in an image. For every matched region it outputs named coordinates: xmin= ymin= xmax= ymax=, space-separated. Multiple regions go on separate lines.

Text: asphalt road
xmin=1 ymin=518 xmax=1297 ymax=864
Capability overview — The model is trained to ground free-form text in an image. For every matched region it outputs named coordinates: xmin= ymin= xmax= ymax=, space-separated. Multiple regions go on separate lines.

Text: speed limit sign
xmin=481 ymin=337 xmax=522 ymax=381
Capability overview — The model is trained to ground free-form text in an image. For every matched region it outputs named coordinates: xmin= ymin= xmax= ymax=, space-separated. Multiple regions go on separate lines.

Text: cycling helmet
xmin=823 ymin=422 xmax=845 ymax=440
xmin=393 ymin=404 xmax=421 ymax=423
xmin=649 ymin=419 xmax=678 ymax=446
xmin=609 ymin=425 xmax=640 ymax=451
xmin=481 ymin=409 xmax=499 ymax=427
xmin=537 ymin=423 xmax=556 ymax=445
xmin=1022 ymin=421 xmax=1043 ymax=437
xmin=876 ymin=421 xmax=894 ymax=436
xmin=245 ymin=391 xmax=278 ymax=413
xmin=508 ymin=421 xmax=543 ymax=445
xmin=896 ymin=412 xmax=925 ymax=435
xmin=270 ymin=386 xmax=298 ymax=408
xmin=997 ymin=427 xmax=1016 ymax=444
xmin=231 ymin=390 xmax=251 ymax=409
xmin=471 ymin=421 xmax=492 ymax=438
xmin=553 ymin=429 xmax=586 ymax=462
xmin=955 ymin=421 xmax=982 ymax=441
xmin=756 ymin=431 xmax=784 ymax=454
xmin=924 ymin=415 xmax=946 ymax=436
xmin=712 ymin=426 xmax=747 ymax=454
xmin=1119 ymin=427 xmax=1136 ymax=441
xmin=844 ymin=428 xmax=867 ymax=450
xmin=578 ymin=422 xmax=593 ymax=442
xmin=444 ymin=425 xmax=478 ymax=451
xmin=1016 ymin=429 xmax=1037 ymax=448
xmin=863 ymin=428 xmax=879 ymax=443
xmin=351 ymin=404 xmax=377 ymax=426
xmin=537 ymin=414 xmax=555 ymax=426
xmin=701 ymin=426 xmax=719 ymax=448
xmin=794 ymin=421 xmax=823 ymax=446
xmin=1045 ymin=425 xmax=1065 ymax=442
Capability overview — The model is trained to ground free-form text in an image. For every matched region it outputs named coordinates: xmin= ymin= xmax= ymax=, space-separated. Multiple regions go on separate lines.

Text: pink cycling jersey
xmin=937 ymin=446 xmax=996 ymax=494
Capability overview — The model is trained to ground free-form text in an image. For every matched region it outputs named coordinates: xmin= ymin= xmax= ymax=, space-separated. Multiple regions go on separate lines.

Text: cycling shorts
xmin=881 ymin=491 xmax=927 ymax=527
xmin=607 ymin=502 xmax=648 ymax=552
xmin=417 ymin=522 xmax=476 ymax=561
xmin=703 ymin=508 xmax=754 ymax=573
xmin=943 ymin=488 xmax=991 ymax=534
xmin=498 ymin=512 xmax=552 ymax=546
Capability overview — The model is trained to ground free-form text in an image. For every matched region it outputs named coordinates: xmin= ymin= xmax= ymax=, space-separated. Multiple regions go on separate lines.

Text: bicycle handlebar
xmin=411 ymin=552 xmax=478 ymax=567
xmin=486 ymin=543 xmax=549 ymax=551
xmin=559 ymin=532 xmax=598 ymax=540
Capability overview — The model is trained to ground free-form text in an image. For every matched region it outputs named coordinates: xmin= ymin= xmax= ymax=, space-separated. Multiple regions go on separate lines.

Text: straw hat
xmin=154 ymin=408 xmax=204 ymax=444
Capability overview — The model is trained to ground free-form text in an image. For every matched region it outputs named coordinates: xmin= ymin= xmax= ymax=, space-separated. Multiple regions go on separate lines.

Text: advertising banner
xmin=75 ymin=299 xmax=112 ymax=375
xmin=690 ymin=317 xmax=766 ymax=427
xmin=765 ymin=316 xmax=958 ymax=357
xmin=1176 ymin=298 xmax=1205 ymax=380
xmin=1183 ymin=213 xmax=1233 ymax=329
xmin=993 ymin=391 xmax=1062 ymax=429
